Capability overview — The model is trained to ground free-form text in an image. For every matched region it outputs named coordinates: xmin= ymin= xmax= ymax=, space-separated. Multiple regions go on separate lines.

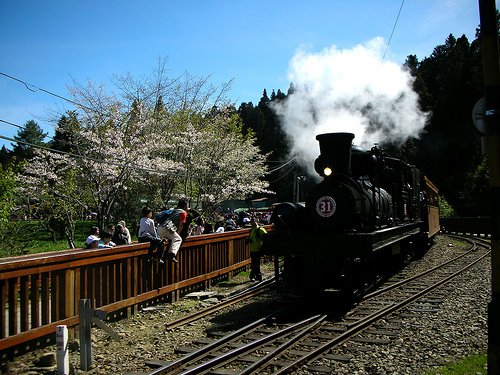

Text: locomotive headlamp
xmin=323 ymin=167 xmax=332 ymax=176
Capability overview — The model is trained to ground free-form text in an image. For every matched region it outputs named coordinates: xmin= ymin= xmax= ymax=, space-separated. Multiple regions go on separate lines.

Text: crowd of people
xmin=189 ymin=211 xmax=270 ymax=235
xmin=84 ymin=220 xmax=132 ymax=249
xmin=84 ymin=202 xmax=270 ymax=280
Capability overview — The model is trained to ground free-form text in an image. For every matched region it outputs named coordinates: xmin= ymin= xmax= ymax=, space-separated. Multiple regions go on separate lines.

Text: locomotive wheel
xmin=338 ymin=257 xmax=379 ymax=297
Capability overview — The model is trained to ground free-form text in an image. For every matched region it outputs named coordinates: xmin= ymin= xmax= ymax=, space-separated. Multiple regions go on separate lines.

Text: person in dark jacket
xmin=138 ymin=207 xmax=165 ymax=264
xmin=112 ymin=224 xmax=128 ymax=245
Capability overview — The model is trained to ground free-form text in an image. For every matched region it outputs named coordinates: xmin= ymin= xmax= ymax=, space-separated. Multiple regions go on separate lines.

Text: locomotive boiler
xmin=266 ymin=132 xmax=439 ymax=292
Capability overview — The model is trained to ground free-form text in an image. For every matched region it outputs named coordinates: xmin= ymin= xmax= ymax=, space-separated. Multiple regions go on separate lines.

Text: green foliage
xmin=50 ymin=110 xmax=82 ymax=152
xmin=425 ymin=353 xmax=487 ymax=374
xmin=0 ymin=166 xmax=31 ymax=256
xmin=439 ymin=195 xmax=457 ymax=218
xmin=463 ymin=156 xmax=490 ymax=215
xmin=404 ymin=33 xmax=484 ymax=215
xmin=237 ymin=89 xmax=291 ymax=202
xmin=11 ymin=120 xmax=48 ymax=162
xmin=0 ymin=219 xmax=134 ymax=257
xmin=0 ymin=168 xmax=16 ymax=222
xmin=0 ymin=221 xmax=31 ymax=257
xmin=0 ymin=145 xmax=11 ymax=170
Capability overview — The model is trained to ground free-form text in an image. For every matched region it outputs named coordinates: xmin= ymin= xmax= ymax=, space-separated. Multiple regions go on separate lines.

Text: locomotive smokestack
xmin=314 ymin=132 xmax=354 ymax=177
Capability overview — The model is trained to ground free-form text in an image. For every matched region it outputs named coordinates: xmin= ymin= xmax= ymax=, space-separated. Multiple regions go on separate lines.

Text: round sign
xmin=316 ymin=196 xmax=336 ymax=217
xmin=472 ymin=97 xmax=487 ymax=134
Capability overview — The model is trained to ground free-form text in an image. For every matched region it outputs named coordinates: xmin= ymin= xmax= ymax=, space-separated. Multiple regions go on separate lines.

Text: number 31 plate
xmin=316 ymin=196 xmax=336 ymax=217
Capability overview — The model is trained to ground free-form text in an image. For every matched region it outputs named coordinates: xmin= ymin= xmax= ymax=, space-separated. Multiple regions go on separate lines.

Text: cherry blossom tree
xmin=171 ymin=109 xmax=270 ymax=214
xmin=17 ymin=150 xmax=82 ymax=248
xmin=90 ymin=58 xmax=269 ymax=215
xmin=17 ymin=60 xmax=270 ymax=244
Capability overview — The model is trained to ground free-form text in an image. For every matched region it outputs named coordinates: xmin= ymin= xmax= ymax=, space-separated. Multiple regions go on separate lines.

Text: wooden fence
xmin=440 ymin=217 xmax=491 ymax=237
xmin=0 ymin=227 xmax=268 ymax=359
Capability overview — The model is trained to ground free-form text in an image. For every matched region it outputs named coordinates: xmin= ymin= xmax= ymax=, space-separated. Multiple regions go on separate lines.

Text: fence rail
xmin=1 ymin=218 xmax=488 ymax=358
xmin=0 ymin=227 xmax=268 ymax=358
xmin=440 ymin=217 xmax=491 ymax=237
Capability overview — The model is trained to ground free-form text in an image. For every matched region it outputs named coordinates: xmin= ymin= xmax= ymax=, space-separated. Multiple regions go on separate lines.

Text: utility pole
xmin=478 ymin=1 xmax=500 ymax=373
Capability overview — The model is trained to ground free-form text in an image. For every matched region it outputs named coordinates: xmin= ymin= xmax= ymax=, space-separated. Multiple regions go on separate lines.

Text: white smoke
xmin=272 ymin=37 xmax=429 ymax=176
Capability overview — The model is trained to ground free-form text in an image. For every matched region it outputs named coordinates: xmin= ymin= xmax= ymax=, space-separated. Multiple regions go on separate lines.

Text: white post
xmin=56 ymin=325 xmax=69 ymax=375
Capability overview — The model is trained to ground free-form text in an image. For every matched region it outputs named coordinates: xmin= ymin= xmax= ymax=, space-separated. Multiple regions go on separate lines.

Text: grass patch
xmin=4 ymin=220 xmax=138 ymax=256
xmin=17 ymin=222 xmax=98 ymax=254
xmin=213 ymin=271 xmax=251 ymax=287
xmin=426 ymin=354 xmax=487 ymax=374
xmin=212 ymin=271 xmax=252 ymax=288
xmin=22 ymin=240 xmax=73 ymax=254
xmin=435 ymin=236 xmax=468 ymax=249
xmin=172 ymin=299 xmax=200 ymax=311
xmin=236 ymin=270 xmax=251 ymax=277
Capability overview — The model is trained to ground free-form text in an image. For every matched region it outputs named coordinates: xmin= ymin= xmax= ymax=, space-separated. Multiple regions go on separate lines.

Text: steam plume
xmin=272 ymin=37 xmax=429 ymax=176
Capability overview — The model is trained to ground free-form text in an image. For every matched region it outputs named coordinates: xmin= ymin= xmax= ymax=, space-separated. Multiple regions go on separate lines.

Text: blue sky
xmin=0 ymin=0 xmax=481 ymax=150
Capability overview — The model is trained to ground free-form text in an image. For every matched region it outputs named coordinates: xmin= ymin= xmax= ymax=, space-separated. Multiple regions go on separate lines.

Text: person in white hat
xmin=85 ymin=235 xmax=99 ymax=249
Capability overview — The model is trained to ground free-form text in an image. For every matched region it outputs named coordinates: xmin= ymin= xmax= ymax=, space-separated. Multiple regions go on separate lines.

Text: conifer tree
xmin=11 ymin=120 xmax=47 ymax=162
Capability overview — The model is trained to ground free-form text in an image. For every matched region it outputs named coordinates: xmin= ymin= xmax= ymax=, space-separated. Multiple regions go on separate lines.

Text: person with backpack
xmin=247 ymin=217 xmax=267 ymax=282
xmin=138 ymin=207 xmax=166 ymax=263
xmin=157 ymin=199 xmax=189 ymax=264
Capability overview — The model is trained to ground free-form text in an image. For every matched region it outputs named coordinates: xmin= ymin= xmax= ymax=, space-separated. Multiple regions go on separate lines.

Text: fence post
xmin=79 ymin=299 xmax=92 ymax=371
xmin=228 ymin=239 xmax=234 ymax=281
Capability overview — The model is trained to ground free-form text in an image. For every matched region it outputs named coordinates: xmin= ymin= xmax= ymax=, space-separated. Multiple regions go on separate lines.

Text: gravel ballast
xmin=0 ymin=234 xmax=490 ymax=374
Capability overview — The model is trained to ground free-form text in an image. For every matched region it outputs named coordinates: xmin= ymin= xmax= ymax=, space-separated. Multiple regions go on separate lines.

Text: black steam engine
xmin=266 ymin=132 xmax=439 ymax=292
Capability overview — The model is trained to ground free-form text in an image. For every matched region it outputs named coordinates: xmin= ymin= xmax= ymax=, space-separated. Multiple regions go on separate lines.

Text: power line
xmin=1 ymin=116 xmax=298 ymax=180
xmin=382 ymin=0 xmax=405 ymax=62
xmin=0 ymin=72 xmax=298 ymax=181
xmin=0 ymin=128 xmax=294 ymax=181
xmin=0 ymin=71 xmax=92 ymax=111
xmin=268 ymin=162 xmax=297 ymax=184
xmin=0 ymin=118 xmax=25 ymax=131
xmin=1 ymin=118 xmax=75 ymax=149
xmin=0 ymin=133 xmax=181 ymax=176
xmin=266 ymin=157 xmax=297 ymax=174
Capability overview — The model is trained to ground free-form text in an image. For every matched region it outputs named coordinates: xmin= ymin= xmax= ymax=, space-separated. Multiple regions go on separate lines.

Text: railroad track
xmin=163 ymin=276 xmax=277 ymax=330
xmin=131 ymin=236 xmax=490 ymax=375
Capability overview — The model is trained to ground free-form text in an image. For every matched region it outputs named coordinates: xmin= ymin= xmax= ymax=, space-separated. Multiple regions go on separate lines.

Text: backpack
xmin=155 ymin=209 xmax=173 ymax=225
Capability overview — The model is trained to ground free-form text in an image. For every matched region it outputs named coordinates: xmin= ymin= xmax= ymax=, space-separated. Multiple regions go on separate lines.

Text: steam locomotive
xmin=266 ymin=132 xmax=440 ymax=292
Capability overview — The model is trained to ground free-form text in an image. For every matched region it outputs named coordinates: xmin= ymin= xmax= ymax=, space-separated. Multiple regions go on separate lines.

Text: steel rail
xmin=164 ymin=277 xmax=275 ymax=330
xmin=140 ymin=236 xmax=490 ymax=375
xmin=364 ymin=239 xmax=479 ymax=300
xmin=146 ymin=306 xmax=311 ymax=375
xmin=272 ymin=244 xmax=491 ymax=374
xmin=177 ymin=314 xmax=326 ymax=375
